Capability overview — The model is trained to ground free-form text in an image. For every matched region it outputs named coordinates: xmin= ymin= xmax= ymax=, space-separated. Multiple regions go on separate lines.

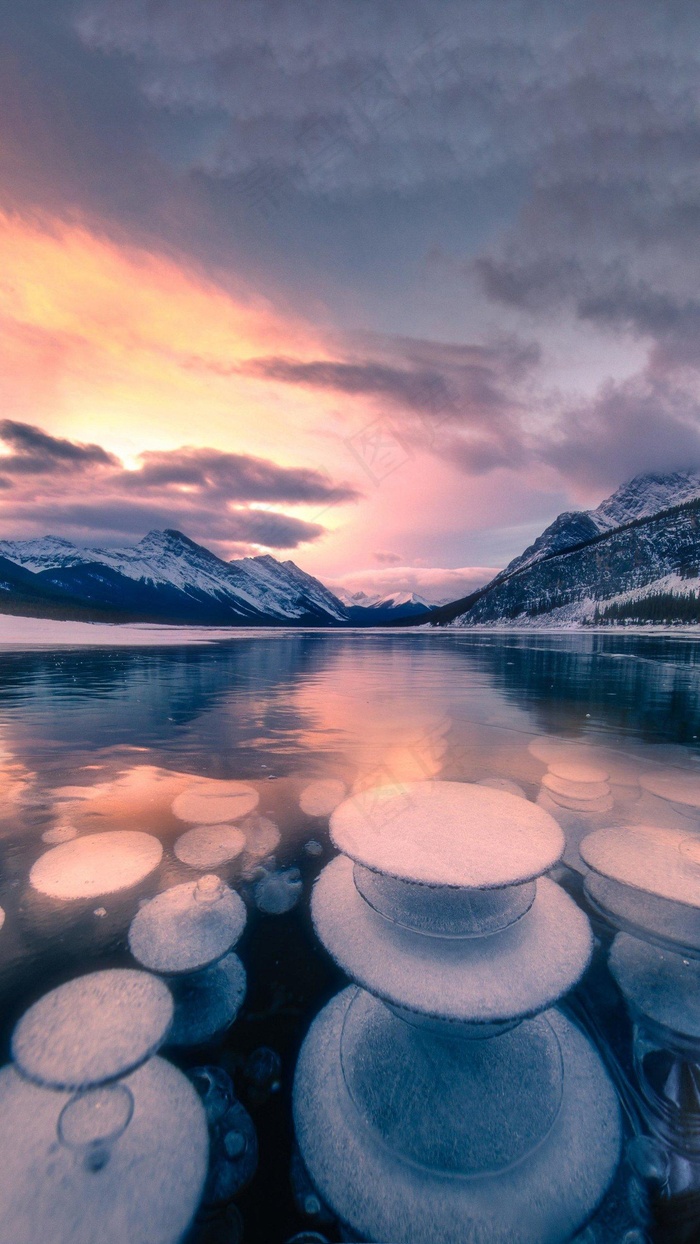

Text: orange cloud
xmin=0 ymin=210 xmax=338 ymax=465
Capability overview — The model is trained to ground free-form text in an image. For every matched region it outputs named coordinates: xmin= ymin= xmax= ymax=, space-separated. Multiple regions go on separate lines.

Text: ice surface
xmin=581 ymin=825 xmax=700 ymax=908
xmin=172 ymin=781 xmax=259 ymax=825
xmin=174 ymin=824 xmax=246 ymax=870
xmin=30 ymin=830 xmax=162 ymax=900
xmin=299 ymin=780 xmax=347 ymax=818
xmin=476 ymin=776 xmax=526 ymax=798
xmin=0 ymin=1056 xmax=207 ymax=1244
xmin=128 ymin=877 xmax=246 ymax=973
xmin=254 ymin=867 xmax=303 ymax=914
xmin=330 ymin=781 xmax=564 ymax=889
xmin=609 ymin=934 xmax=700 ymax=1039
xmin=313 ymin=858 xmax=592 ymax=1024
xmin=12 ymin=969 xmax=173 ymax=1089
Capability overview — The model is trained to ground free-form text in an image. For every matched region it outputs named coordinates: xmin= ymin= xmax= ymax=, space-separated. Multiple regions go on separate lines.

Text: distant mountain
xmin=0 ymin=530 xmax=349 ymax=625
xmin=334 ymin=586 xmax=434 ymax=622
xmin=430 ymin=472 xmax=700 ymax=628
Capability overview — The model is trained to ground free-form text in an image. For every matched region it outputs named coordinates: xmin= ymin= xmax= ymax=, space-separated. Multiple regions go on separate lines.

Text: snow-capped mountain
xmin=333 ymin=587 xmax=434 ymax=621
xmin=436 ymin=471 xmax=700 ymax=628
xmin=0 ymin=530 xmax=349 ymax=625
xmin=497 ymin=471 xmax=700 ymax=582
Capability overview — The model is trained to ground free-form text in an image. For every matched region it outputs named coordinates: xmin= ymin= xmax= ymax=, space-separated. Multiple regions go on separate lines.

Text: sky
xmin=2 ymin=2 xmax=700 ymax=601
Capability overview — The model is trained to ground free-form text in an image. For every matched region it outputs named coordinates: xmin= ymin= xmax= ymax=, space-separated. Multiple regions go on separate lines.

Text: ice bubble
xmin=128 ymin=877 xmax=246 ymax=974
xmin=639 ymin=768 xmax=700 ymax=810
xmin=172 ymin=781 xmax=259 ymax=825
xmin=188 ymin=1068 xmax=255 ymax=1200
xmin=241 ymin=814 xmax=281 ymax=858
xmin=581 ymin=825 xmax=700 ymax=909
xmin=93 ymin=907 xmax=107 ymax=918
xmin=30 ymin=830 xmax=162 ymax=900
xmin=299 ymin=779 xmax=347 ymax=818
xmin=167 ymin=952 xmax=246 ymax=1047
xmin=0 ymin=906 xmax=4 ymax=932
xmin=41 ymin=822 xmax=78 ymax=845
xmin=543 ymin=772 xmax=611 ymax=801
xmin=0 ymin=1056 xmax=207 ymax=1244
xmin=243 ymin=1046 xmax=282 ymax=1104
xmin=290 ymin=1145 xmax=336 ymax=1226
xmin=330 ymin=780 xmax=564 ymax=889
xmin=304 ymin=839 xmax=324 ymax=857
xmin=174 ymin=824 xmax=246 ymax=870
xmin=254 ymin=867 xmax=303 ymax=914
xmin=548 ymin=761 xmax=610 ymax=785
xmin=12 ymin=968 xmax=174 ymax=1090
xmin=285 ymin=1235 xmax=330 ymax=1243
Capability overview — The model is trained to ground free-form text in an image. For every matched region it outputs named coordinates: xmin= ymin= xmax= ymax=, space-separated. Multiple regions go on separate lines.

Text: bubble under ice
xmin=167 ymin=951 xmax=247 ymax=1047
xmin=295 ymin=781 xmax=621 ymax=1243
xmin=30 ymin=831 xmax=163 ymax=901
xmin=254 ymin=867 xmax=303 ymax=915
xmin=128 ymin=877 xmax=246 ymax=974
xmin=174 ymin=824 xmax=247 ymax=870
xmin=12 ymin=970 xmax=174 ymax=1090
xmin=0 ymin=1056 xmax=207 ymax=1244
xmin=172 ymin=781 xmax=259 ymax=825
xmin=299 ymin=779 xmax=347 ymax=818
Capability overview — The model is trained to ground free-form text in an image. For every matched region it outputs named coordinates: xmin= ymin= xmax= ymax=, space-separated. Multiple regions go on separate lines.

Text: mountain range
xmin=0 ymin=471 xmax=698 ymax=628
xmin=0 ymin=529 xmax=433 ymax=626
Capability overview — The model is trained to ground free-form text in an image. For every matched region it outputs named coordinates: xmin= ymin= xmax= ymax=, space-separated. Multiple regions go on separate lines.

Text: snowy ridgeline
xmin=447 ymin=472 xmax=700 ymax=629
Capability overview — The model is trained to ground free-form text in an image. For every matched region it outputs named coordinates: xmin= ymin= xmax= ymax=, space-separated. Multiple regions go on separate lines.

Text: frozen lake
xmin=0 ymin=629 xmax=698 ymax=1243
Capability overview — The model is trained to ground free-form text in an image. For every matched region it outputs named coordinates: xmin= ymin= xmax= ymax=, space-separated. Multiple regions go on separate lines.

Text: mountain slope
xmin=438 ymin=473 xmax=700 ymax=628
xmin=334 ymin=587 xmax=434 ymax=622
xmin=0 ymin=531 xmax=349 ymax=625
xmin=497 ymin=470 xmax=700 ymax=581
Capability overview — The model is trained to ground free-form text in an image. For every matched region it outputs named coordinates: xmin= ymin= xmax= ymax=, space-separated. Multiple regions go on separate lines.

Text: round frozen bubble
xmin=299 ymin=780 xmax=347 ymax=818
xmin=30 ymin=831 xmax=163 ymax=901
xmin=0 ymin=1056 xmax=207 ymax=1244
xmin=128 ymin=877 xmax=246 ymax=974
xmin=543 ymin=772 xmax=611 ymax=801
xmin=12 ymin=968 xmax=174 ymax=1090
xmin=639 ymin=768 xmax=700 ymax=810
xmin=330 ymin=781 xmax=564 ymax=889
xmin=581 ymin=824 xmax=700 ymax=909
xmin=609 ymin=933 xmax=700 ymax=1040
xmin=175 ymin=824 xmax=246 ymax=870
xmin=167 ymin=951 xmax=246 ymax=1047
xmin=242 ymin=815 xmax=281 ymax=858
xmin=0 ymin=906 xmax=4 ymax=932
xmin=172 ymin=781 xmax=259 ymax=825
xmin=254 ymin=868 xmax=303 ymax=915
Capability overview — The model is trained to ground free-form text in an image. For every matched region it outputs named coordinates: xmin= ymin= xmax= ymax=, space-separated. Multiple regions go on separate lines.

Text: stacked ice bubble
xmin=294 ymin=780 xmax=621 ymax=1244
xmin=129 ymin=874 xmax=247 ymax=1046
xmin=0 ymin=969 xmax=207 ymax=1244
xmin=581 ymin=821 xmax=700 ymax=1199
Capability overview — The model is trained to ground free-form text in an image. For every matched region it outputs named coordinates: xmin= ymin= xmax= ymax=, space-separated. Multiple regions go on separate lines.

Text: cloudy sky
xmin=2 ymin=1 xmax=700 ymax=600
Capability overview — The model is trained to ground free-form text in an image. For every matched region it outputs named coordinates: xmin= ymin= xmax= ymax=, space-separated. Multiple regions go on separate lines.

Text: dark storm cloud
xmin=123 ymin=446 xmax=358 ymax=504
xmin=0 ymin=423 xmax=355 ymax=549
xmin=0 ymin=420 xmax=118 ymax=473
